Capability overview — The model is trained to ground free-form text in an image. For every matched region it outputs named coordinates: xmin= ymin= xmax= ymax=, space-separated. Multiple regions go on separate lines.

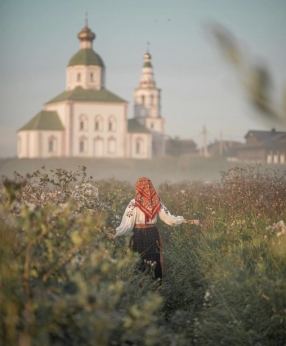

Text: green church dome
xmin=68 ymin=48 xmax=105 ymax=67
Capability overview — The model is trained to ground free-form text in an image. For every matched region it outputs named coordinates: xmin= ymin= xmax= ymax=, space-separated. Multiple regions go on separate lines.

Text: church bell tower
xmin=134 ymin=50 xmax=165 ymax=135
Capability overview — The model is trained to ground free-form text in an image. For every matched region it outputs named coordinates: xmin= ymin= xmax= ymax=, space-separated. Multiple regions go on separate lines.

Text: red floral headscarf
xmin=135 ymin=177 xmax=161 ymax=222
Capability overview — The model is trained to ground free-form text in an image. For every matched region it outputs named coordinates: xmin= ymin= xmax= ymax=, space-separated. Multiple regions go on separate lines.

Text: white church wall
xmin=134 ymin=89 xmax=159 ymax=107
xmin=29 ymin=132 xmax=38 ymax=158
xmin=127 ymin=133 xmax=152 ymax=159
xmin=17 ymin=131 xmax=64 ymax=158
xmin=40 ymin=131 xmax=64 ymax=158
xmin=45 ymin=102 xmax=70 ymax=156
xmin=145 ymin=117 xmax=165 ymax=134
xmin=85 ymin=66 xmax=103 ymax=90
xmin=17 ymin=132 xmax=28 ymax=158
xmin=134 ymin=89 xmax=160 ymax=118
xmin=66 ymin=65 xmax=103 ymax=90
xmin=17 ymin=131 xmax=37 ymax=158
xmin=72 ymin=102 xmax=127 ymax=158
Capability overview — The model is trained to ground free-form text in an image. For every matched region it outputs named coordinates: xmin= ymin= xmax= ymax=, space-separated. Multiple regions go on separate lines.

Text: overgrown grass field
xmin=1 ymin=165 xmax=286 ymax=345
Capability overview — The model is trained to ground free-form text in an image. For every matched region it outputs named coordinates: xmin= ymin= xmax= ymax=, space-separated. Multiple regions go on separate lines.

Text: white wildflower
xmin=204 ymin=290 xmax=210 ymax=300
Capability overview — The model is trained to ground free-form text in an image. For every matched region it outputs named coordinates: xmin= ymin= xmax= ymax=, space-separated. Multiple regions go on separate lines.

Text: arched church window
xmin=136 ymin=141 xmax=140 ymax=154
xmin=90 ymin=72 xmax=94 ymax=82
xmin=79 ymin=137 xmax=88 ymax=153
xmin=135 ymin=137 xmax=143 ymax=154
xmin=95 ymin=115 xmax=103 ymax=131
xmin=79 ymin=115 xmax=87 ymax=131
xmin=48 ymin=136 xmax=57 ymax=153
xmin=79 ymin=141 xmax=84 ymax=153
xmin=141 ymin=95 xmax=145 ymax=105
xmin=108 ymin=137 xmax=116 ymax=154
xmin=77 ymin=73 xmax=81 ymax=82
xmin=108 ymin=116 xmax=116 ymax=132
xmin=150 ymin=122 xmax=154 ymax=129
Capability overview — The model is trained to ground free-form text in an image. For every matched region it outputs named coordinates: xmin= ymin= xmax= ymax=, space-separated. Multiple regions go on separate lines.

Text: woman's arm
xmin=158 ymin=202 xmax=200 ymax=227
xmin=107 ymin=199 xmax=136 ymax=239
xmin=158 ymin=202 xmax=185 ymax=226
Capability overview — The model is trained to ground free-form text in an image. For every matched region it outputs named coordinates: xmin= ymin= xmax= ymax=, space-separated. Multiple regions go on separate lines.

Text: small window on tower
xmin=80 ymin=121 xmax=84 ymax=130
xmin=141 ymin=95 xmax=145 ymax=105
xmin=90 ymin=73 xmax=94 ymax=82
xmin=150 ymin=122 xmax=154 ymax=129
xmin=77 ymin=73 xmax=81 ymax=82
xmin=150 ymin=95 xmax=154 ymax=105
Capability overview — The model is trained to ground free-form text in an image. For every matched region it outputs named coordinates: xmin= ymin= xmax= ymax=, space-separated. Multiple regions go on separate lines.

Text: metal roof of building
xmin=128 ymin=118 xmax=150 ymax=133
xmin=46 ymin=86 xmax=127 ymax=104
xmin=18 ymin=110 xmax=64 ymax=131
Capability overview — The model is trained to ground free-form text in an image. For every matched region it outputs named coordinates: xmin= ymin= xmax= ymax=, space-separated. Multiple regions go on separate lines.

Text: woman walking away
xmin=107 ymin=177 xmax=200 ymax=280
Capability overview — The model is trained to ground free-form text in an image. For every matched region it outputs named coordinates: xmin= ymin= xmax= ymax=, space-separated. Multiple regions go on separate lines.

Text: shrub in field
xmin=0 ymin=168 xmax=162 ymax=346
xmin=195 ymin=227 xmax=286 ymax=345
xmin=158 ymin=165 xmax=286 ymax=345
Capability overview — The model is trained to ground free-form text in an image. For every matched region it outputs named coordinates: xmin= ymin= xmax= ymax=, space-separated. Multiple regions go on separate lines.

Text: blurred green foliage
xmin=158 ymin=165 xmax=286 ymax=345
xmin=210 ymin=23 xmax=286 ymax=128
xmin=1 ymin=165 xmax=286 ymax=345
xmin=0 ymin=168 xmax=162 ymax=346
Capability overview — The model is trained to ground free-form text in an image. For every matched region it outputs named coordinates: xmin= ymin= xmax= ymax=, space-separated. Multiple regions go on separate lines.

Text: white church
xmin=17 ymin=24 xmax=165 ymax=159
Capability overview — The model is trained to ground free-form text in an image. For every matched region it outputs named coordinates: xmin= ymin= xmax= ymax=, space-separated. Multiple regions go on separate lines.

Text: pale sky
xmin=0 ymin=0 xmax=285 ymax=157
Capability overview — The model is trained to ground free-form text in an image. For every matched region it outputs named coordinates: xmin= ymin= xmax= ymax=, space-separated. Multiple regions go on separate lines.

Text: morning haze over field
xmin=1 ymin=3 xmax=286 ymax=344
xmin=0 ymin=0 xmax=285 ymax=182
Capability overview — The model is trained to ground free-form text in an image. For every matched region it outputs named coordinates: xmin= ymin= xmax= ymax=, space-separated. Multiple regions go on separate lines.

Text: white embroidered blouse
xmin=115 ymin=198 xmax=185 ymax=238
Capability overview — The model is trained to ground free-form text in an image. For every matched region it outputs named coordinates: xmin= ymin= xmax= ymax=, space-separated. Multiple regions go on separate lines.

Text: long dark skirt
xmin=130 ymin=226 xmax=163 ymax=280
